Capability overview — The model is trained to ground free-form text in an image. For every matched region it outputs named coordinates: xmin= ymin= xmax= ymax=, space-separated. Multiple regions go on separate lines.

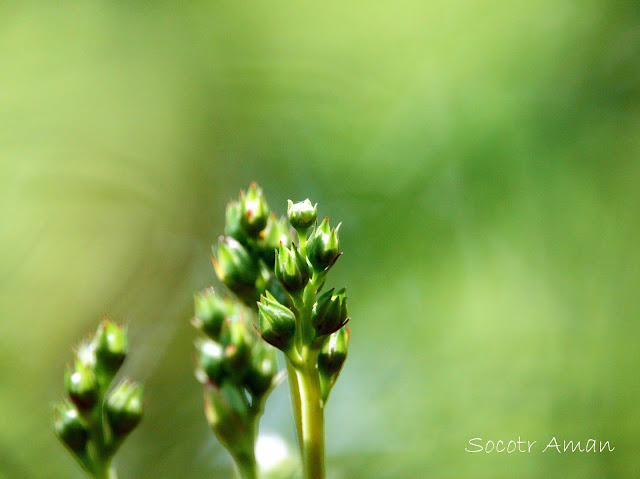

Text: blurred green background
xmin=1 ymin=1 xmax=639 ymax=478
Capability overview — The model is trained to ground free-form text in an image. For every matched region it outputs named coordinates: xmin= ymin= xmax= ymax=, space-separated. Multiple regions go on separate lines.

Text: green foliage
xmin=2 ymin=2 xmax=639 ymax=477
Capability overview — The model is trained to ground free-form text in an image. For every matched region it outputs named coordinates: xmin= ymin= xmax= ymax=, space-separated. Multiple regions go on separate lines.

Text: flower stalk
xmin=194 ymin=292 xmax=281 ymax=479
xmin=256 ymin=196 xmax=351 ymax=479
xmin=201 ymin=185 xmax=351 ymax=479
xmin=195 ymin=183 xmax=287 ymax=478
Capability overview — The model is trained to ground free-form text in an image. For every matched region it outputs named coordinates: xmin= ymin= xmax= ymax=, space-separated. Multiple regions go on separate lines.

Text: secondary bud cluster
xmin=256 ymin=198 xmax=348 ymax=353
xmin=54 ymin=319 xmax=143 ymax=476
xmin=214 ymin=183 xmax=290 ymax=306
xmin=194 ymin=288 xmax=278 ymax=394
xmin=193 ymin=288 xmax=279 ymax=468
xmin=256 ymin=194 xmax=351 ymax=417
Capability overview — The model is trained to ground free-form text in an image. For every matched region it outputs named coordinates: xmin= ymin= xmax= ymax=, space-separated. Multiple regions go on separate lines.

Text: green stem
xmin=295 ymin=360 xmax=325 ymax=479
xmin=284 ymin=269 xmax=329 ymax=479
xmin=88 ymin=394 xmax=117 ymax=479
xmin=234 ymin=454 xmax=258 ymax=479
xmin=93 ymin=461 xmax=116 ymax=479
xmin=231 ymin=413 xmax=259 ymax=479
xmin=297 ymin=230 xmax=307 ymax=258
xmin=286 ymin=358 xmax=304 ymax=453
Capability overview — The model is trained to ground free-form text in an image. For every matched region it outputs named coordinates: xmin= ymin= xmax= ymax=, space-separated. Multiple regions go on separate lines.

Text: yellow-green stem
xmin=286 ymin=359 xmax=304 ymax=453
xmin=234 ymin=452 xmax=258 ymax=479
xmin=295 ymin=361 xmax=325 ymax=479
xmin=88 ymin=393 xmax=117 ymax=479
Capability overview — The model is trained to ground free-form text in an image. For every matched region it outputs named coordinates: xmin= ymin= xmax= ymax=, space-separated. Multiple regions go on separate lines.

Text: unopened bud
xmin=318 ymin=327 xmax=349 ymax=378
xmin=311 ymin=287 xmax=348 ymax=336
xmin=53 ymin=402 xmax=89 ymax=453
xmin=244 ymin=344 xmax=278 ymax=397
xmin=264 ymin=273 xmax=290 ymax=307
xmin=287 ymin=199 xmax=317 ymax=231
xmin=94 ymin=319 xmax=127 ymax=376
xmin=307 ymin=218 xmax=341 ymax=271
xmin=256 ymin=213 xmax=290 ymax=266
xmin=65 ymin=361 xmax=98 ymax=411
xmin=224 ymin=320 xmax=253 ymax=375
xmin=196 ymin=339 xmax=227 ymax=385
xmin=240 ymin=182 xmax=270 ymax=236
xmin=105 ymin=379 xmax=143 ymax=437
xmin=204 ymin=383 xmax=249 ymax=447
xmin=213 ymin=236 xmax=259 ymax=291
xmin=194 ymin=289 xmax=227 ymax=340
xmin=257 ymin=292 xmax=296 ymax=350
xmin=275 ymin=242 xmax=309 ymax=292
xmin=224 ymin=200 xmax=249 ymax=245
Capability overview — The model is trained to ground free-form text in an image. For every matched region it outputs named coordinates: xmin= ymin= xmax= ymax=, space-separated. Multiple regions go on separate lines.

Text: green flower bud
xmin=257 ymin=292 xmax=296 ymax=350
xmin=240 ymin=182 xmax=270 ymax=236
xmin=318 ymin=327 xmax=350 ymax=402
xmin=213 ymin=236 xmax=259 ymax=291
xmin=224 ymin=200 xmax=249 ymax=245
xmin=287 ymin=199 xmax=317 ymax=231
xmin=74 ymin=340 xmax=97 ymax=369
xmin=204 ymin=383 xmax=250 ymax=450
xmin=244 ymin=343 xmax=278 ymax=397
xmin=318 ymin=327 xmax=349 ymax=377
xmin=194 ymin=289 xmax=227 ymax=340
xmin=94 ymin=319 xmax=127 ymax=376
xmin=53 ymin=402 xmax=89 ymax=453
xmin=196 ymin=339 xmax=227 ymax=385
xmin=311 ymin=287 xmax=348 ymax=336
xmin=105 ymin=379 xmax=143 ymax=437
xmin=264 ymin=273 xmax=290 ymax=307
xmin=256 ymin=213 xmax=290 ymax=266
xmin=307 ymin=218 xmax=341 ymax=272
xmin=64 ymin=361 xmax=99 ymax=411
xmin=275 ymin=242 xmax=309 ymax=292
xmin=224 ymin=320 xmax=253 ymax=375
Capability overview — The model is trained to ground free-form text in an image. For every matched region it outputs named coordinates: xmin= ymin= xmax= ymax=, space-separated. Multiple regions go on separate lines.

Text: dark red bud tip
xmin=329 ymin=252 xmax=343 ymax=268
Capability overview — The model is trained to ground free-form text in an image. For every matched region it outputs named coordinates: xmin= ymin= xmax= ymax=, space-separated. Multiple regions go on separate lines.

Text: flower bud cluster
xmin=213 ymin=183 xmax=291 ymax=306
xmin=255 ymin=196 xmax=350 ymax=405
xmin=193 ymin=288 xmax=279 ymax=466
xmin=257 ymin=200 xmax=348 ymax=350
xmin=54 ymin=319 xmax=143 ymax=475
xmin=199 ymin=184 xmax=352 ymax=474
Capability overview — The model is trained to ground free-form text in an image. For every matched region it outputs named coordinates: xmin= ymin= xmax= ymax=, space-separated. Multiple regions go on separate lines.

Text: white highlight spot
xmin=202 ymin=341 xmax=222 ymax=357
xmin=71 ymin=372 xmax=82 ymax=385
xmin=256 ymin=434 xmax=289 ymax=472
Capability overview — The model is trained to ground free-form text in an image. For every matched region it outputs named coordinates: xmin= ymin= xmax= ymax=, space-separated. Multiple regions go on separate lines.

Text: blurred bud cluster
xmin=193 ymin=288 xmax=280 ymax=416
xmin=54 ymin=319 xmax=142 ymax=476
xmin=196 ymin=183 xmax=290 ymax=473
